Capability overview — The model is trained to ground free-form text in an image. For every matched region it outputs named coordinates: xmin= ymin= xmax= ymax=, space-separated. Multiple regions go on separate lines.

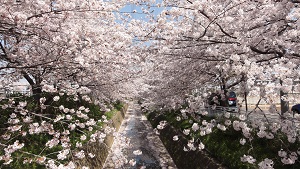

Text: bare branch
xmin=226 ymin=74 xmax=246 ymax=89
xmin=186 ymin=0 xmax=193 ymax=4
xmin=250 ymin=46 xmax=285 ymax=63
xmin=0 ymin=42 xmax=7 ymax=58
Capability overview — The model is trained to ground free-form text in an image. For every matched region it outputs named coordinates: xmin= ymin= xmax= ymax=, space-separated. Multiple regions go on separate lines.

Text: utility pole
xmin=244 ymin=91 xmax=248 ymax=112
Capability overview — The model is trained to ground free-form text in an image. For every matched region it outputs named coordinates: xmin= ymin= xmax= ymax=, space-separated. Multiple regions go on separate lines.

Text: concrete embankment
xmin=75 ymin=104 xmax=128 ymax=168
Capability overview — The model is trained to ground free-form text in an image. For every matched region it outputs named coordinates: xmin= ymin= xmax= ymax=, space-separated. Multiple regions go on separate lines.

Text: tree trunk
xmin=280 ymin=79 xmax=289 ymax=114
xmin=21 ymin=71 xmax=42 ymax=102
xmin=220 ymin=78 xmax=228 ymax=107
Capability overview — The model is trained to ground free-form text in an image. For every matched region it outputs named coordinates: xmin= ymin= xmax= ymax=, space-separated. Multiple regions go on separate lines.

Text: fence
xmin=0 ymin=85 xmax=32 ymax=98
xmin=238 ymin=93 xmax=300 ymax=111
xmin=199 ymin=104 xmax=300 ymax=131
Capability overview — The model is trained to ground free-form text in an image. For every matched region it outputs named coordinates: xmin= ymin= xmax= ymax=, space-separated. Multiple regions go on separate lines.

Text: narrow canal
xmin=103 ymin=102 xmax=177 ymax=169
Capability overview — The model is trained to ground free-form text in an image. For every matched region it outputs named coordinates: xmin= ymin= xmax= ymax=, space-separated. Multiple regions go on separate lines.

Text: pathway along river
xmin=103 ymin=102 xmax=177 ymax=169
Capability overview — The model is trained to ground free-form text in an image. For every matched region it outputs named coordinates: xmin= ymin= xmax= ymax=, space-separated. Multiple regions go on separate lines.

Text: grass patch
xmin=105 ymin=109 xmax=119 ymax=119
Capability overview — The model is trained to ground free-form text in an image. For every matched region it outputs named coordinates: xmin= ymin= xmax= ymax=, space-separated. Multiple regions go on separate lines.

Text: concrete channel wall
xmin=75 ymin=104 xmax=128 ymax=168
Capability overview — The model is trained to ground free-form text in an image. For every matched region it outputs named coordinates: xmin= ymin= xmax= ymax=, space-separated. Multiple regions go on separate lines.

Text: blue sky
xmin=119 ymin=1 xmax=169 ymax=21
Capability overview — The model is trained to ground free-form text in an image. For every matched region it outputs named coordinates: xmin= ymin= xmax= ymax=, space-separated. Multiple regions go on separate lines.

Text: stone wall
xmin=75 ymin=104 xmax=128 ymax=168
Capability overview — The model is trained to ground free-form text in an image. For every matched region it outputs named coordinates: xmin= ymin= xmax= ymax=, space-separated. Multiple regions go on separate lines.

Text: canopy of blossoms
xmin=1 ymin=0 xmax=300 ymax=168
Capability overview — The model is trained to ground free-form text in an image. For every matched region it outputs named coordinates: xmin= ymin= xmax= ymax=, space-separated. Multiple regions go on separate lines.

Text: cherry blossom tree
xmin=134 ymin=0 xmax=300 ymax=168
xmin=0 ymin=0 xmax=144 ymax=102
xmin=0 ymin=0 xmax=147 ymax=168
xmin=138 ymin=0 xmax=300 ymax=110
xmin=1 ymin=0 xmax=300 ymax=168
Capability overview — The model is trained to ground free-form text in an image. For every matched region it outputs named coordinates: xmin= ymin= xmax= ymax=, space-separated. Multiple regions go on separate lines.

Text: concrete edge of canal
xmin=146 ymin=111 xmax=227 ymax=169
xmin=74 ymin=104 xmax=129 ymax=169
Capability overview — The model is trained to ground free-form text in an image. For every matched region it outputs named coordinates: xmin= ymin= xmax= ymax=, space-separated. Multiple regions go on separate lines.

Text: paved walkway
xmin=103 ymin=102 xmax=177 ymax=169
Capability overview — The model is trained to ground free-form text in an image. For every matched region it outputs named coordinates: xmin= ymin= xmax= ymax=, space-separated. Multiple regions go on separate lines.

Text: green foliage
xmin=112 ymin=100 xmax=124 ymax=111
xmin=0 ymin=92 xmax=124 ymax=168
xmin=105 ymin=109 xmax=118 ymax=119
xmin=148 ymin=109 xmax=300 ymax=169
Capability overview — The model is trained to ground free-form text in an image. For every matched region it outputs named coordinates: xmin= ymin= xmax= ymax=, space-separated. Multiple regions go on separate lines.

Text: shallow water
xmin=103 ymin=102 xmax=177 ymax=169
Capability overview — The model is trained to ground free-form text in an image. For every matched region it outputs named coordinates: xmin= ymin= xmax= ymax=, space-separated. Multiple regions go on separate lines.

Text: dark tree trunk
xmin=280 ymin=79 xmax=289 ymax=115
xmin=220 ymin=78 xmax=229 ymax=107
xmin=21 ymin=71 xmax=42 ymax=102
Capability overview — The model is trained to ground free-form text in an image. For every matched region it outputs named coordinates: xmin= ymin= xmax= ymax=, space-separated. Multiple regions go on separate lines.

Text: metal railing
xmin=198 ymin=104 xmax=300 ymax=131
xmin=0 ymin=87 xmax=32 ymax=98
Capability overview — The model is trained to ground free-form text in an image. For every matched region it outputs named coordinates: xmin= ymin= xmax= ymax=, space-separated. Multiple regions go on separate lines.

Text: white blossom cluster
xmin=0 ymin=89 xmax=117 ymax=168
